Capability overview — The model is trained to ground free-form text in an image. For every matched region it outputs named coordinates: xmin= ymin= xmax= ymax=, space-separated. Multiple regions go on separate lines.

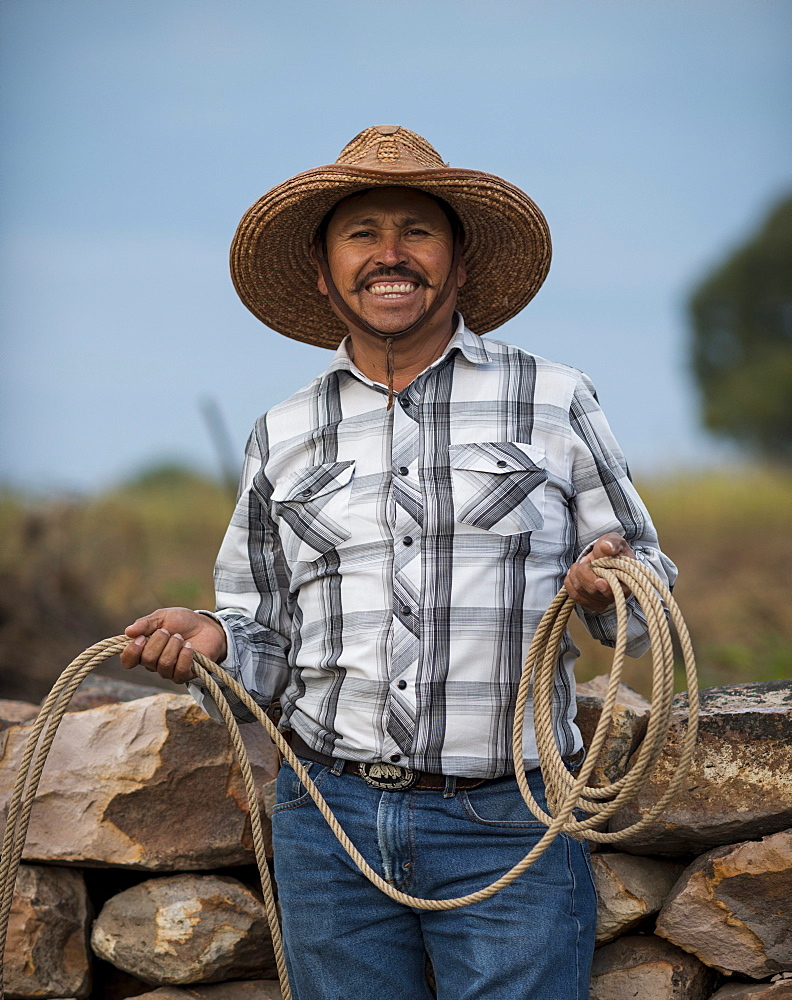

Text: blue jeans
xmin=272 ymin=760 xmax=597 ymax=1000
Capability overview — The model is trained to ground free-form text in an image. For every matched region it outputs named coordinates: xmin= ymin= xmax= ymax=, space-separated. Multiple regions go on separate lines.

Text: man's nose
xmin=375 ymin=235 xmax=407 ymax=267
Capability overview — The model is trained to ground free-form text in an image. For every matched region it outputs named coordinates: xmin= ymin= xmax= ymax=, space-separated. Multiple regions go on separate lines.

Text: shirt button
xmin=400 ymin=606 xmax=411 ymax=616
xmin=398 ymin=466 xmax=409 ymax=476
xmin=397 ymin=680 xmax=407 ymax=690
xmin=401 ymin=396 xmax=411 ymax=407
xmin=390 ymin=753 xmax=401 ymax=762
xmin=403 ymin=536 xmax=413 ymax=546
xmin=300 ymin=489 xmax=313 ymax=497
xmin=496 ymin=460 xmax=507 ymax=468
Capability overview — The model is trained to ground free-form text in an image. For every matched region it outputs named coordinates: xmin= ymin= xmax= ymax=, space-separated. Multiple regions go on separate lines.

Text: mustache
xmin=353 ymin=265 xmax=432 ymax=293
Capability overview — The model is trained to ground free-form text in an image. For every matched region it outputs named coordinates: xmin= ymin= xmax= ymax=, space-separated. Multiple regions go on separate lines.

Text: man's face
xmin=317 ymin=186 xmax=466 ymax=336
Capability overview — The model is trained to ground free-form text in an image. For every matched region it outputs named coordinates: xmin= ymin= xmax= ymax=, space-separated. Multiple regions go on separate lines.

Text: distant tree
xmin=689 ymin=194 xmax=792 ymax=461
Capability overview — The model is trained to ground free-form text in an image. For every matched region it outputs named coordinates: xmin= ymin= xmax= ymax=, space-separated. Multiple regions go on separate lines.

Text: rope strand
xmin=385 ymin=336 xmax=395 ymax=409
xmin=0 ymin=558 xmax=698 ymax=1000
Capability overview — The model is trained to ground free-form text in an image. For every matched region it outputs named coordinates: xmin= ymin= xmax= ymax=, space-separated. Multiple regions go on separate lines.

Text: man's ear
xmin=310 ymin=246 xmax=328 ymax=296
xmin=456 ymin=255 xmax=467 ymax=290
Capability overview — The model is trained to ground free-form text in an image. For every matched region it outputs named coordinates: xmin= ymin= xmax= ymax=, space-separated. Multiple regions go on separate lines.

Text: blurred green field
xmin=1 ymin=465 xmax=790 ymax=702
xmin=572 ymin=467 xmax=792 ymax=694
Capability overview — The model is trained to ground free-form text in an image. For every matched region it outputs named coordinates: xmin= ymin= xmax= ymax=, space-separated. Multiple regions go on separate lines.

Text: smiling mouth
xmin=366 ymin=281 xmax=419 ymax=299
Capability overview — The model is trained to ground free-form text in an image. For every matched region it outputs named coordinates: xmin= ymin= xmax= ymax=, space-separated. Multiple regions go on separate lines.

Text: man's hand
xmin=564 ymin=533 xmax=636 ymax=612
xmin=120 ymin=608 xmax=228 ymax=684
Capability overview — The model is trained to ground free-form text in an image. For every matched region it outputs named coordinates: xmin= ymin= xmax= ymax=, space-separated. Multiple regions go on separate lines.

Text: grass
xmin=0 ymin=467 xmax=233 ymax=701
xmin=1 ymin=464 xmax=790 ymax=702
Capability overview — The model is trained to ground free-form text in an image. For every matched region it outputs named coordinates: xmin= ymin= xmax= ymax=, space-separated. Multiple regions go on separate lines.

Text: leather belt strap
xmin=286 ymin=730 xmax=489 ymax=790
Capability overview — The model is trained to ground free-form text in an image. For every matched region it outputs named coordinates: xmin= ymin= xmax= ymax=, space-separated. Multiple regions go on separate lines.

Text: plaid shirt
xmin=191 ymin=316 xmax=676 ymax=778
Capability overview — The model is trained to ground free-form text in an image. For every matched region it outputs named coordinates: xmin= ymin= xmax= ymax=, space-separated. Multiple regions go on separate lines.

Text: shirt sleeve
xmin=187 ymin=418 xmax=292 ymax=722
xmin=567 ymin=373 xmax=678 ymax=656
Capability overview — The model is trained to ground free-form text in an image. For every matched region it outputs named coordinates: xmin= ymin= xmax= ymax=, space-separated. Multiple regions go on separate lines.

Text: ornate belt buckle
xmin=358 ymin=761 xmax=417 ymax=791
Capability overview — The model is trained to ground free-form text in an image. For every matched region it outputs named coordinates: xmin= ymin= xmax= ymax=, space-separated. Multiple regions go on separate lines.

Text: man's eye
xmin=350 ymin=230 xmax=372 ymax=239
xmin=406 ymin=228 xmax=429 ymax=236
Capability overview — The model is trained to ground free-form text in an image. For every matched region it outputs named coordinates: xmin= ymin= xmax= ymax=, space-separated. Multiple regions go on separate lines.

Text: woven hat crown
xmin=336 ymin=125 xmax=446 ymax=172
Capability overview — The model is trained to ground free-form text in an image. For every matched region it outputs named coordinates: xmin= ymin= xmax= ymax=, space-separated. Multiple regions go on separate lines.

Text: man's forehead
xmin=329 ymin=187 xmax=446 ymax=225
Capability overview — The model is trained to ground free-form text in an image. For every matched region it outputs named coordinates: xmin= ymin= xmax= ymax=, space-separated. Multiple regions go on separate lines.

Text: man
xmin=121 ymin=125 xmax=676 ymax=1000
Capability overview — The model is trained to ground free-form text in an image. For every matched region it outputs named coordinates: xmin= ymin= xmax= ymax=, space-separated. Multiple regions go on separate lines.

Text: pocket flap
xmin=449 ymin=441 xmax=545 ymax=474
xmin=271 ymin=461 xmax=355 ymax=503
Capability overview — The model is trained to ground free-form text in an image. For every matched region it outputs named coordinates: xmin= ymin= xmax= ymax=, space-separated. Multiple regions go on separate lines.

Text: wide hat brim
xmin=230 ymin=163 xmax=551 ymax=349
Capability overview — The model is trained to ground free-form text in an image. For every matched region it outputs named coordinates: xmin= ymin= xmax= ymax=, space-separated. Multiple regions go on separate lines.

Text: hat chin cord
xmin=313 ymin=238 xmax=463 ymax=409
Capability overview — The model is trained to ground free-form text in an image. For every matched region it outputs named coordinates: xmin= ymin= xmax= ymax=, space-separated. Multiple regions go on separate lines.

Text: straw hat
xmin=230 ymin=125 xmax=551 ymax=349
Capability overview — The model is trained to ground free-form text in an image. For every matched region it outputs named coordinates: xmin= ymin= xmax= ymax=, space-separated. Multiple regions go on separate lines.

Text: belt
xmin=286 ymin=730 xmax=490 ymax=791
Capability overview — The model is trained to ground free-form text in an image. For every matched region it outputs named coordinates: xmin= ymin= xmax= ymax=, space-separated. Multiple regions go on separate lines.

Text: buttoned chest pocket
xmin=265 ymin=461 xmax=355 ymax=563
xmin=449 ymin=442 xmax=546 ymax=536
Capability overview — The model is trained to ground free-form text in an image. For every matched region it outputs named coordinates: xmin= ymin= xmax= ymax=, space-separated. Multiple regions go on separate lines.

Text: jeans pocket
xmin=272 ymin=759 xmax=331 ymax=813
xmin=460 ymin=774 xmax=549 ymax=828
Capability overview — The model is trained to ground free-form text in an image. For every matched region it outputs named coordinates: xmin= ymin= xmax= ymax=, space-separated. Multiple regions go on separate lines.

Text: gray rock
xmin=0 ymin=693 xmax=279 ymax=869
xmin=4 ymin=863 xmax=91 ymax=999
xmin=90 ymin=873 xmax=277 ymax=985
xmin=655 ymin=829 xmax=792 ymax=978
xmin=591 ymin=851 xmax=685 ymax=944
xmin=575 ymin=676 xmax=651 ymax=786
xmin=63 ymin=673 xmax=166 ymax=711
xmin=609 ymin=681 xmax=792 ymax=854
xmin=0 ymin=698 xmax=39 ymax=729
xmin=590 ymin=935 xmax=718 ymax=1000
xmin=260 ymin=778 xmax=278 ymax=820
xmin=130 ymin=983 xmax=282 ymax=999
xmin=90 ymin=958 xmax=151 ymax=1000
xmin=709 ymin=981 xmax=792 ymax=999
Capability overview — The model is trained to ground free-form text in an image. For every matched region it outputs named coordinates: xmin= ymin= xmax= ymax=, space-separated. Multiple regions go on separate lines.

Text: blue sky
xmin=2 ymin=0 xmax=790 ymax=491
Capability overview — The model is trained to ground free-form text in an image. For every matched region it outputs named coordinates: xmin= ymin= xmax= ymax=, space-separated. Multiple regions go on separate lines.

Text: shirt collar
xmin=322 ymin=312 xmax=494 ymax=384
xmin=451 ymin=315 xmax=494 ymax=366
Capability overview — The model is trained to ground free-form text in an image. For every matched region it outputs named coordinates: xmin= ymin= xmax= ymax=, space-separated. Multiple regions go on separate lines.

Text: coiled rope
xmin=0 ymin=557 xmax=698 ymax=1000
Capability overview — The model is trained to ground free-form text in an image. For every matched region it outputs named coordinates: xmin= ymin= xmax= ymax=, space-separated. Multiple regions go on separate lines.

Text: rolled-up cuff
xmin=185 ymin=611 xmax=248 ymax=723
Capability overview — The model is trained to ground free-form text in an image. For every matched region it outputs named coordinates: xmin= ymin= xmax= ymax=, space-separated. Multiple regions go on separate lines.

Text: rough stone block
xmin=575 ymin=676 xmax=651 ymax=786
xmin=130 ymin=984 xmax=282 ymax=999
xmin=4 ymin=863 xmax=91 ymax=999
xmin=91 ymin=955 xmax=152 ymax=1000
xmin=592 ymin=851 xmax=685 ymax=944
xmin=655 ymin=829 xmax=792 ymax=978
xmin=609 ymin=681 xmax=792 ymax=854
xmin=0 ymin=693 xmax=279 ymax=869
xmin=0 ymin=698 xmax=39 ymax=729
xmin=260 ymin=779 xmax=277 ymax=820
xmin=90 ymin=873 xmax=277 ymax=985
xmin=590 ymin=935 xmax=718 ymax=1000
xmin=64 ymin=674 xmax=165 ymax=712
xmin=709 ymin=981 xmax=792 ymax=999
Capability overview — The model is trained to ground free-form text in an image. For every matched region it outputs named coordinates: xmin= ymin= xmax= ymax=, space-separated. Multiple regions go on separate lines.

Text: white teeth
xmin=368 ymin=282 xmax=417 ymax=296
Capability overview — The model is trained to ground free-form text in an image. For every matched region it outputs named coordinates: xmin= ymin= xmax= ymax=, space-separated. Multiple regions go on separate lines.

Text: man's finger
xmin=564 ymin=551 xmax=624 ymax=610
xmin=592 ymin=536 xmax=617 ymax=557
xmin=125 ymin=615 xmax=159 ymax=639
xmin=155 ymin=633 xmax=186 ymax=680
xmin=591 ymin=533 xmax=635 ymax=560
xmin=119 ymin=634 xmax=147 ymax=670
xmin=173 ymin=642 xmax=196 ymax=685
xmin=139 ymin=628 xmax=171 ymax=671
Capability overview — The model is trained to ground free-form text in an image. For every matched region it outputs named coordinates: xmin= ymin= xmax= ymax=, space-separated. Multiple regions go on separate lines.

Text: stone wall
xmin=1 ymin=675 xmax=790 ymax=1000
